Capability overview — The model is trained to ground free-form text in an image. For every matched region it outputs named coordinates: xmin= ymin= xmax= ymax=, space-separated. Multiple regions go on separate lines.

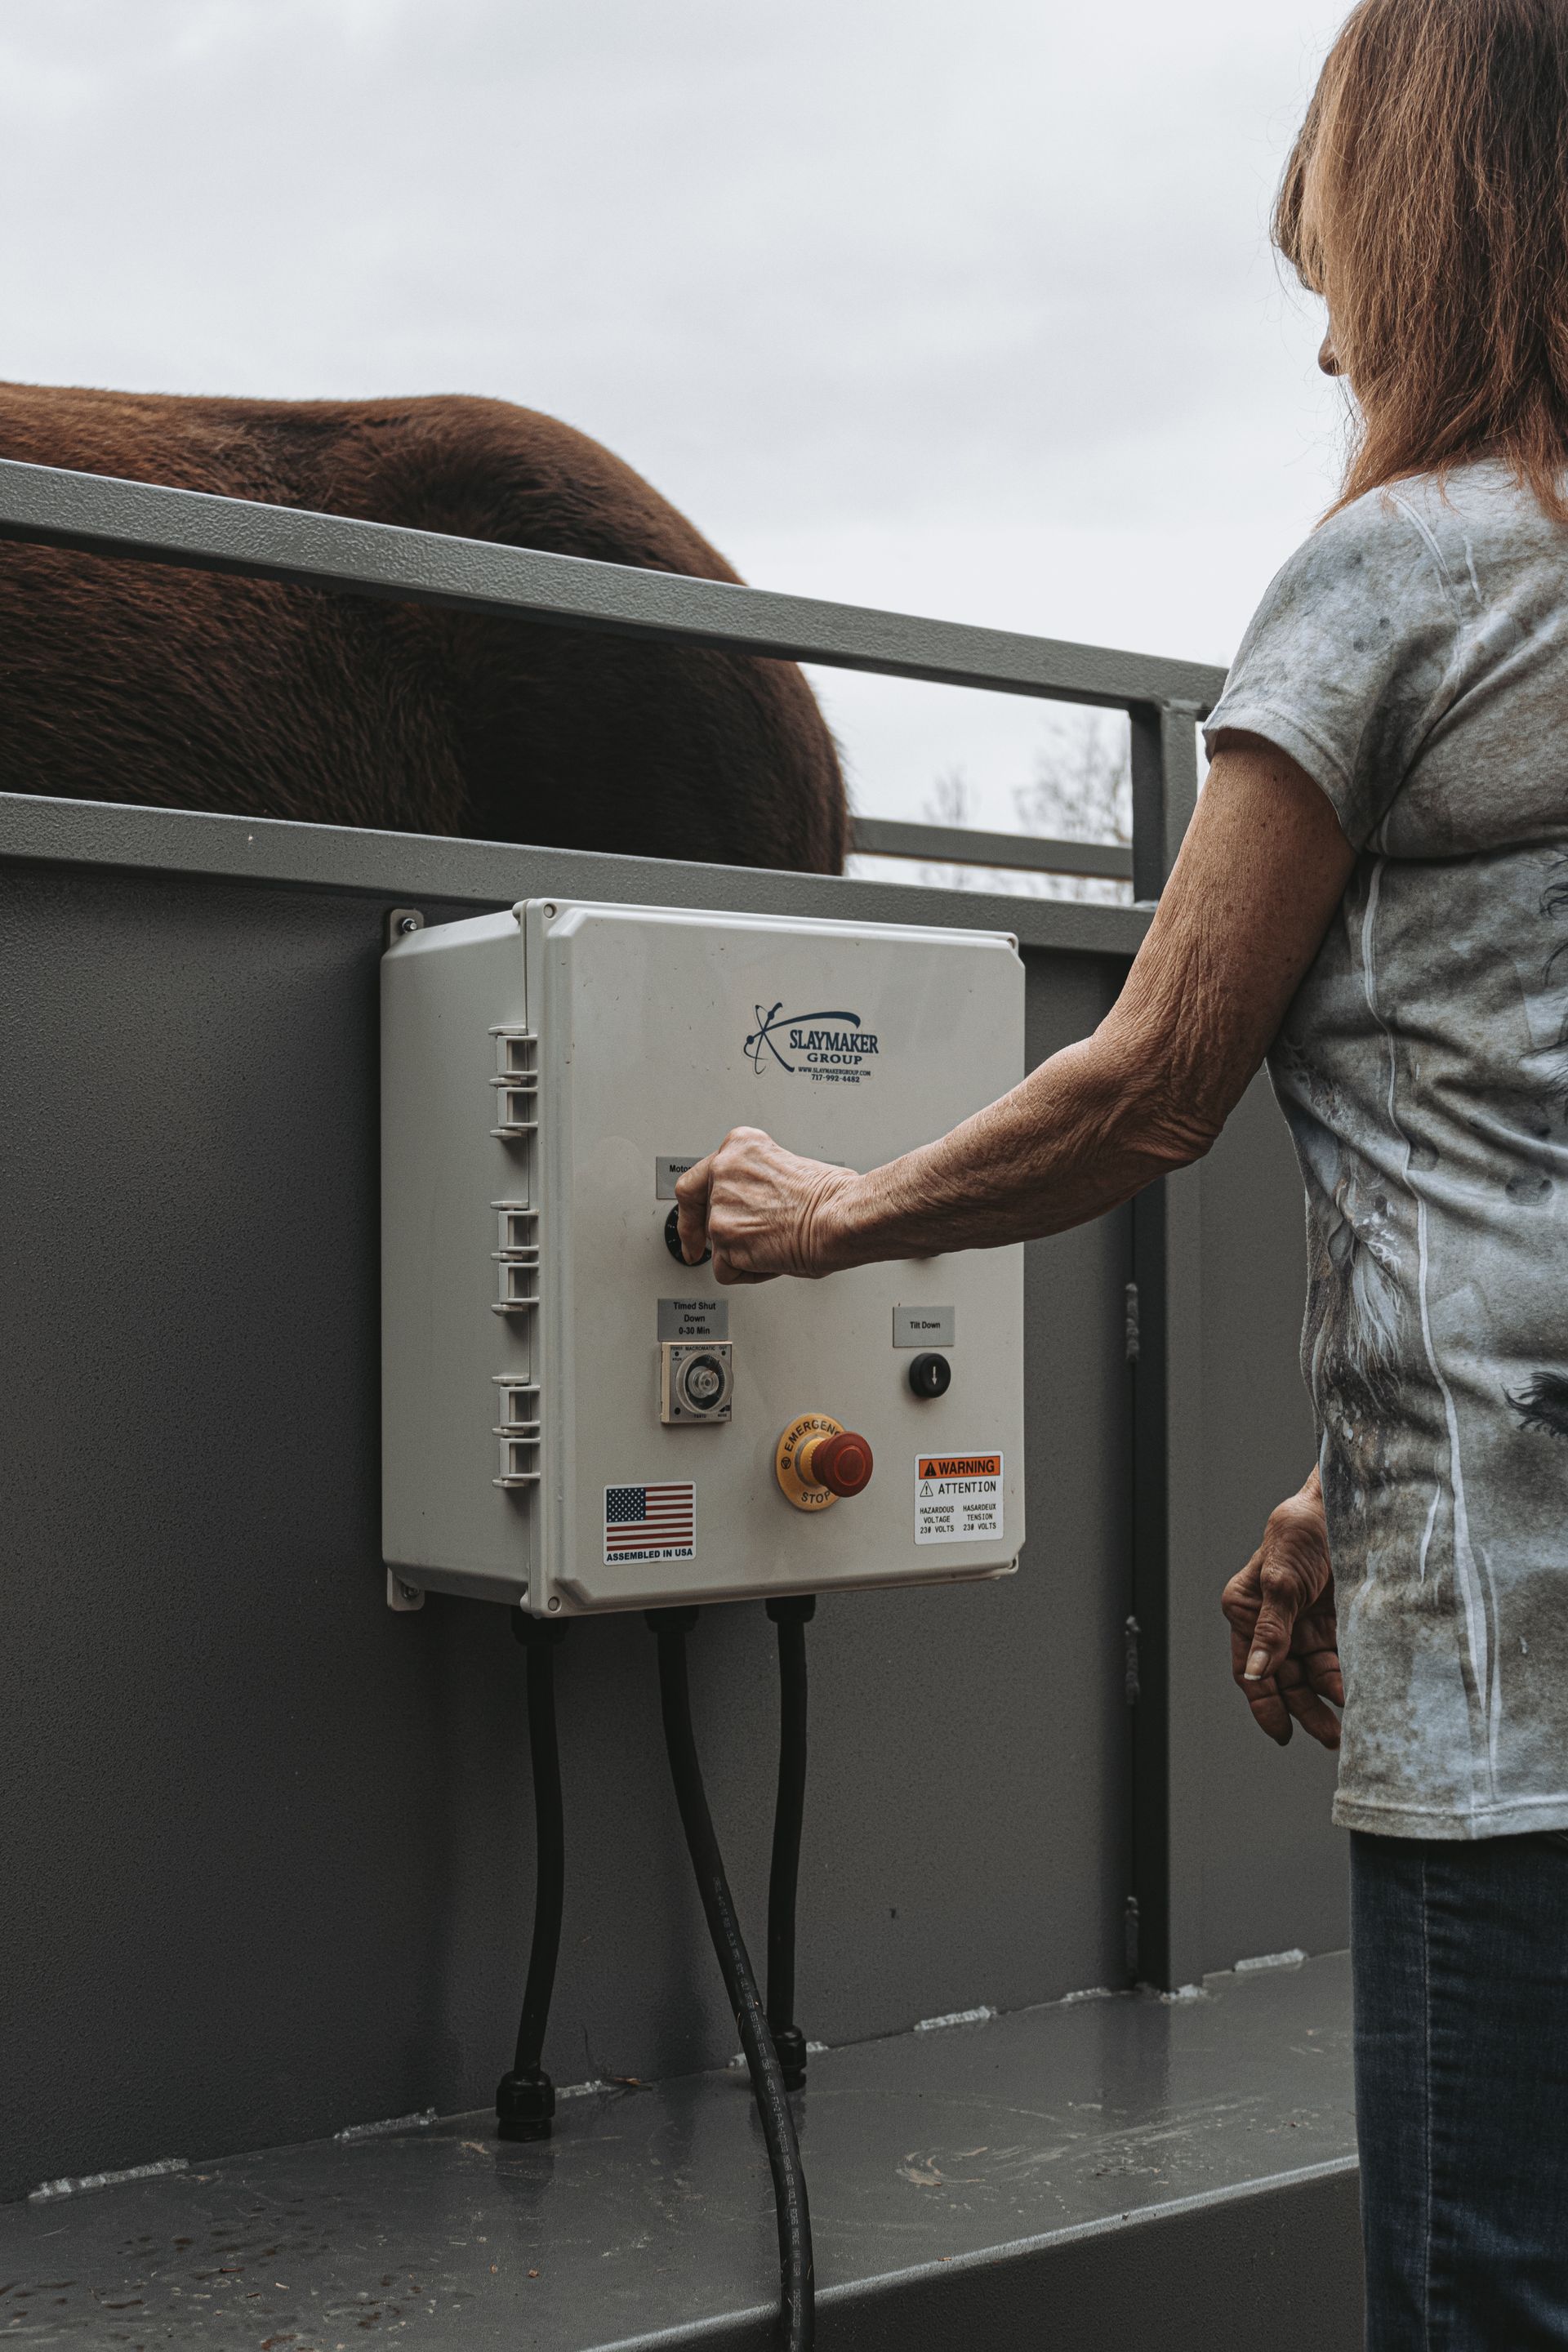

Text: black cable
xmin=648 ymin=1608 xmax=813 ymax=2352
xmin=496 ymin=1608 xmax=568 ymax=2141
xmin=765 ymin=1595 xmax=815 ymax=2092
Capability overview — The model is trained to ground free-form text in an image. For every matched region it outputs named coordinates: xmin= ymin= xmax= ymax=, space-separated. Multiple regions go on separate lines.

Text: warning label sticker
xmin=914 ymin=1452 xmax=1004 ymax=1545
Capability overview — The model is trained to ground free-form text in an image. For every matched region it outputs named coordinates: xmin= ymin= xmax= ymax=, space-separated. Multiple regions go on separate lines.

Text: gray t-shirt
xmin=1205 ymin=458 xmax=1568 ymax=1838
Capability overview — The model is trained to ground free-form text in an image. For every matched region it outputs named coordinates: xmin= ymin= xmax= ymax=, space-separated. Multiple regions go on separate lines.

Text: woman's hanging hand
xmin=1221 ymin=1467 xmax=1343 ymax=1748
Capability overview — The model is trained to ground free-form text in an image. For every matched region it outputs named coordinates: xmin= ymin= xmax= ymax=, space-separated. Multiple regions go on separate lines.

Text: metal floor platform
xmin=2 ymin=1950 xmax=1361 ymax=2352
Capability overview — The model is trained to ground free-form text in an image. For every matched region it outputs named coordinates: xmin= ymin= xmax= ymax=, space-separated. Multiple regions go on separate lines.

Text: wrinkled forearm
xmin=819 ymin=1010 xmax=1225 ymax=1267
xmin=794 ymin=739 xmax=1357 ymax=1276
xmin=808 ymin=743 xmax=1363 ymax=1279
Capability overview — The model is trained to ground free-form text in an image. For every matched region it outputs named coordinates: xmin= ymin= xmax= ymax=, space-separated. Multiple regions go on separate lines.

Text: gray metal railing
xmin=0 ymin=456 xmax=1227 ymax=897
xmin=849 ymin=817 xmax=1134 ymax=883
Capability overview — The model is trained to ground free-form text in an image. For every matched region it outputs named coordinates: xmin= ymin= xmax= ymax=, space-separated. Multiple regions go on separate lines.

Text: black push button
xmin=665 ymin=1205 xmax=711 ymax=1266
xmin=908 ymin=1352 xmax=951 ymax=1399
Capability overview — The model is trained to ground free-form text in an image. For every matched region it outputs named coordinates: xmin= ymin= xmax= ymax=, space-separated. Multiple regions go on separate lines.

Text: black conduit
xmin=649 ymin=1607 xmax=814 ymax=2352
xmin=765 ymin=1595 xmax=816 ymax=2091
xmin=496 ymin=1608 xmax=568 ymax=2141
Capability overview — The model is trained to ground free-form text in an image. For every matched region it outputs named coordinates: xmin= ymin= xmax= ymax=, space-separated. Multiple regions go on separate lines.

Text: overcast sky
xmin=0 ymin=0 xmax=1349 ymax=838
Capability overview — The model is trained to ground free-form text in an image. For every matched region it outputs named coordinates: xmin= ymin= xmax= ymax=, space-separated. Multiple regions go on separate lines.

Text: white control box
xmin=381 ymin=898 xmax=1025 ymax=1615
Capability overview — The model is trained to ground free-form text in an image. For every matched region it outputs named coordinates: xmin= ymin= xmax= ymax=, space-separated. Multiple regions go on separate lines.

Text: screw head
xmin=397 ymin=915 xmax=419 ymax=936
xmin=546 ymin=1596 xmax=561 ymax=1613
xmin=397 ymin=1579 xmax=421 ymax=1602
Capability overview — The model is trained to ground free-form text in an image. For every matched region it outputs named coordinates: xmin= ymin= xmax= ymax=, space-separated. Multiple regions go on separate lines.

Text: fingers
xmin=1237 ymin=1493 xmax=1334 ymax=1679
xmin=1292 ymin=1610 xmax=1344 ymax=1708
xmin=1219 ymin=1548 xmax=1263 ymax=1634
xmin=1227 ymin=1622 xmax=1343 ymax=1748
xmin=675 ymin=1129 xmax=797 ymax=1278
xmin=1245 ymin=1686 xmax=1296 ymax=1744
xmin=674 ymin=1155 xmax=715 ymax=1267
xmin=1243 ymin=1579 xmax=1299 ymax=1683
xmin=1222 ymin=1528 xmax=1342 ymax=1748
xmin=1238 ymin=1664 xmax=1342 ymax=1749
xmin=679 ymin=1125 xmax=849 ymax=1281
xmin=1303 ymin=1646 xmax=1345 ymax=1708
xmin=1281 ymin=1677 xmax=1342 ymax=1748
xmin=1227 ymin=1636 xmax=1338 ymax=1746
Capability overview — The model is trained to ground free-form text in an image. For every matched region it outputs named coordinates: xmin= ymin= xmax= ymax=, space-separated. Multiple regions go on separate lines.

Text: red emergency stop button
xmin=776 ymin=1414 xmax=875 ymax=1511
xmin=799 ymin=1429 xmax=874 ymax=1496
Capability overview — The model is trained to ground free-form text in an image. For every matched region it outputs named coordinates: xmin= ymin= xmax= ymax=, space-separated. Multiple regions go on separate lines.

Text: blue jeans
xmin=1353 ymin=1829 xmax=1568 ymax=2349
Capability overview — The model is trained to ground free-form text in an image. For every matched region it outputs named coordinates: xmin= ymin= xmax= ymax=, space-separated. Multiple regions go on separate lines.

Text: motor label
xmin=655 ymin=1156 xmax=702 ymax=1199
xmin=915 ymin=1452 xmax=1003 ymax=1544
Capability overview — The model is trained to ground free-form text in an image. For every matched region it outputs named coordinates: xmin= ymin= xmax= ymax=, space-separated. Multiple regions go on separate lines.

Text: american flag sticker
xmin=604 ymin=1481 xmax=697 ymax=1564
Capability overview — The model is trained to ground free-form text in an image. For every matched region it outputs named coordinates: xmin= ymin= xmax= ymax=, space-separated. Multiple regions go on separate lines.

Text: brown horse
xmin=0 ymin=383 xmax=846 ymax=871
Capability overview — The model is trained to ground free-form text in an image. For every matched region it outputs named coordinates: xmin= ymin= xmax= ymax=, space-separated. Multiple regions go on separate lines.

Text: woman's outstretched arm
xmin=675 ymin=733 xmax=1356 ymax=1283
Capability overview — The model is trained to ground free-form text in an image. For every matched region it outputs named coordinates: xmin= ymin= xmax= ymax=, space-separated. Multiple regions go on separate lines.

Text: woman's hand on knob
xmin=675 ymin=1128 xmax=859 ymax=1285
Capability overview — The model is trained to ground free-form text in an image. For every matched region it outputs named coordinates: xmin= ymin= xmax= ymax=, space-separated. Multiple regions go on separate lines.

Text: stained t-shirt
xmin=1205 ymin=459 xmax=1568 ymax=1838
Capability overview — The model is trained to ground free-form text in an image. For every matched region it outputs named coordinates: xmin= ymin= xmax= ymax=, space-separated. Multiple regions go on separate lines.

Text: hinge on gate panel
xmin=1124 ymin=1281 xmax=1140 ymax=1363
xmin=1123 ymin=1615 xmax=1141 ymax=1707
xmin=1124 ymin=1895 xmax=1140 ymax=1978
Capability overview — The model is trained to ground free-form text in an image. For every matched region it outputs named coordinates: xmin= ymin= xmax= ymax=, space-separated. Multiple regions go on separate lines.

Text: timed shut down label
xmin=914 ymin=1452 xmax=1003 ymax=1545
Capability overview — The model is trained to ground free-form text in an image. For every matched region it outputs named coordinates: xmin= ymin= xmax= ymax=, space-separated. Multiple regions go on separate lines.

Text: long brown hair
xmin=1277 ymin=0 xmax=1568 ymax=519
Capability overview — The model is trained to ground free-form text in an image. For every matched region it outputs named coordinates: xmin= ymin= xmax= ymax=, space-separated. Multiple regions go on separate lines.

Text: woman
xmin=677 ymin=3 xmax=1568 ymax=2342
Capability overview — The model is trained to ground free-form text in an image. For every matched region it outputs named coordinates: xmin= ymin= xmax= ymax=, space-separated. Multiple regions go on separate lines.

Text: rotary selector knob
xmin=776 ymin=1414 xmax=875 ymax=1511
xmin=665 ymin=1205 xmax=711 ymax=1266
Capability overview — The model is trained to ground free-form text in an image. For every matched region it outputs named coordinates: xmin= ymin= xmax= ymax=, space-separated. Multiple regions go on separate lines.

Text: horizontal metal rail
xmin=849 ymin=817 xmax=1133 ymax=881
xmin=0 ymin=458 xmax=1226 ymax=711
xmin=0 ymin=456 xmax=1226 ymax=894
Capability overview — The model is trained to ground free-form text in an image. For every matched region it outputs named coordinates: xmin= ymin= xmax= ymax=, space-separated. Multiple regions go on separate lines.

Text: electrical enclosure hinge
xmin=1124 ymin=1281 xmax=1140 ymax=1363
xmin=1124 ymin=1894 xmax=1140 ymax=1977
xmin=1123 ymin=1614 xmax=1141 ymax=1707
xmin=490 ymin=1025 xmax=539 ymax=1139
xmin=490 ymin=1022 xmax=541 ymax=1494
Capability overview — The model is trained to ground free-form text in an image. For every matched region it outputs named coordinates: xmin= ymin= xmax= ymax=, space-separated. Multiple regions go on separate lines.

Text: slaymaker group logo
xmin=744 ymin=1000 xmax=880 ymax=1083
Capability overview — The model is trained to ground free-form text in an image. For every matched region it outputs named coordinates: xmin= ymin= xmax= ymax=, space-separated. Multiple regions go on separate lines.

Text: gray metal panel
xmin=0 ymin=457 xmax=1228 ymax=714
xmin=0 ymin=792 xmax=1328 ymax=2200
xmin=0 ymin=1953 xmax=1361 ymax=2350
xmin=1130 ymin=1081 xmax=1343 ymax=1988
xmin=0 ymin=842 xmax=1134 ymax=2201
xmin=1196 ymin=1077 xmax=1345 ymax=1968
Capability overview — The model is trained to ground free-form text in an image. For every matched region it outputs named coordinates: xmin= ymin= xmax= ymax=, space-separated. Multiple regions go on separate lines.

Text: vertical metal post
xmin=1126 ymin=696 xmax=1210 ymax=1989
xmin=1129 ymin=700 xmax=1202 ymax=904
xmin=1129 ymin=1165 xmax=1208 ymax=1990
